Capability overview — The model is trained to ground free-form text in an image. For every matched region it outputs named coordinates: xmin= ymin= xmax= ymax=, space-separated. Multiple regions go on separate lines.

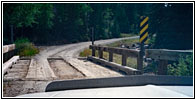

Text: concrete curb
xmin=45 ymin=75 xmax=193 ymax=92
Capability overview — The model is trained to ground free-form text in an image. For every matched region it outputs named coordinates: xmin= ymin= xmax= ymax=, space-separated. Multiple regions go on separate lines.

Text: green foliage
xmin=14 ymin=38 xmax=39 ymax=56
xmin=3 ymin=3 xmax=40 ymax=27
xmin=18 ymin=43 xmax=39 ymax=56
xmin=143 ymin=61 xmax=158 ymax=74
xmin=36 ymin=4 xmax=54 ymax=29
xmin=3 ymin=3 xmax=193 ymax=48
xmin=148 ymin=35 xmax=156 ymax=47
xmin=147 ymin=4 xmax=193 ymax=50
xmin=15 ymin=38 xmax=30 ymax=47
xmin=167 ymin=54 xmax=193 ymax=76
xmin=79 ymin=48 xmax=99 ymax=57
xmin=120 ymin=33 xmax=136 ymax=38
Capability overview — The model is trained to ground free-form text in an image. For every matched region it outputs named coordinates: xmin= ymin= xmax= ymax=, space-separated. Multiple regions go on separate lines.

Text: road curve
xmin=4 ymin=36 xmax=139 ymax=97
xmin=26 ymin=36 xmax=139 ymax=80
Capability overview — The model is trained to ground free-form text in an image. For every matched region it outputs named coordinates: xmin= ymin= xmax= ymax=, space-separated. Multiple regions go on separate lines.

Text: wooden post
xmin=98 ymin=47 xmax=103 ymax=58
xmin=122 ymin=54 xmax=127 ymax=66
xmin=92 ymin=27 xmax=94 ymax=45
xmin=158 ymin=60 xmax=168 ymax=75
xmin=137 ymin=43 xmax=144 ymax=71
xmin=137 ymin=55 xmax=142 ymax=70
xmin=92 ymin=47 xmax=95 ymax=56
xmin=109 ymin=51 xmax=113 ymax=62
xmin=91 ymin=27 xmax=95 ymax=56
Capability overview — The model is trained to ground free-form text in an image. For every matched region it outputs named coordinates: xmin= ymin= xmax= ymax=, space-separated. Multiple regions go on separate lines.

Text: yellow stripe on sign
xmin=140 ymin=17 xmax=149 ymax=27
xmin=140 ymin=24 xmax=148 ymax=35
xmin=139 ymin=32 xmax=148 ymax=43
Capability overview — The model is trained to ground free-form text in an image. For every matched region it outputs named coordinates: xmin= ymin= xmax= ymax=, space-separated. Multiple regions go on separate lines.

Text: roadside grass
xmin=79 ymin=38 xmax=139 ymax=69
xmin=79 ymin=49 xmax=98 ymax=57
xmin=120 ymin=33 xmax=137 ymax=38
xmin=15 ymin=38 xmax=39 ymax=57
xmin=106 ymin=38 xmax=139 ymax=47
xmin=79 ymin=49 xmax=92 ymax=57
xmin=80 ymin=49 xmax=137 ymax=69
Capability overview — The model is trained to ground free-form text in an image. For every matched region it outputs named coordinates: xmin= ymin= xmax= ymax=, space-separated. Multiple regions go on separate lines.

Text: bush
xmin=14 ymin=38 xmax=39 ymax=56
xmin=143 ymin=61 xmax=158 ymax=74
xmin=167 ymin=54 xmax=193 ymax=76
xmin=79 ymin=49 xmax=92 ymax=57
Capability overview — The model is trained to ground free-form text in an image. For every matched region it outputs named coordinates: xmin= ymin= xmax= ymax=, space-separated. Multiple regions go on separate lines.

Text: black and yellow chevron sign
xmin=139 ymin=16 xmax=149 ymax=43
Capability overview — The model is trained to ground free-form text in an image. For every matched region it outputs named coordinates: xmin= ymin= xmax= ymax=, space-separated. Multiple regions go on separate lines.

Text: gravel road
xmin=3 ymin=36 xmax=139 ymax=97
xmin=28 ymin=36 xmax=139 ymax=79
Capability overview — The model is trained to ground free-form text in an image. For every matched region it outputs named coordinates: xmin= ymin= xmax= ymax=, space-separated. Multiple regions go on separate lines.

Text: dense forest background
xmin=3 ymin=3 xmax=193 ymax=50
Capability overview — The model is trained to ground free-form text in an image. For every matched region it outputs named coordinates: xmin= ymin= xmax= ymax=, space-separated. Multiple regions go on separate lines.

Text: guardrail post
xmin=122 ymin=54 xmax=127 ymax=66
xmin=158 ymin=60 xmax=168 ymax=75
xmin=109 ymin=51 xmax=113 ymax=62
xmin=98 ymin=47 xmax=103 ymax=58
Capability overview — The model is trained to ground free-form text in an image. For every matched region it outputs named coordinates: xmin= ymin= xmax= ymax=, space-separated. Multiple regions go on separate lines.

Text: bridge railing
xmin=89 ymin=45 xmax=193 ymax=75
xmin=3 ymin=44 xmax=19 ymax=75
xmin=3 ymin=44 xmax=17 ymax=63
xmin=3 ymin=44 xmax=15 ymax=53
xmin=89 ymin=45 xmax=142 ymax=70
xmin=146 ymin=49 xmax=193 ymax=75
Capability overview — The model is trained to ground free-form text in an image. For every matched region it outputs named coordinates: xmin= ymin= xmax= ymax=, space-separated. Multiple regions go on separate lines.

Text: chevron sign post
xmin=137 ymin=16 xmax=149 ymax=72
xmin=140 ymin=16 xmax=149 ymax=43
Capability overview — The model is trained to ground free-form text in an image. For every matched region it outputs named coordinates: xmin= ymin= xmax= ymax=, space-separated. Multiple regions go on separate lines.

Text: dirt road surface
xmin=3 ymin=36 xmax=138 ymax=97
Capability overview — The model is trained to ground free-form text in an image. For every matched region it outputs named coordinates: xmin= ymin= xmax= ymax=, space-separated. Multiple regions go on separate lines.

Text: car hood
xmin=18 ymin=85 xmax=193 ymax=98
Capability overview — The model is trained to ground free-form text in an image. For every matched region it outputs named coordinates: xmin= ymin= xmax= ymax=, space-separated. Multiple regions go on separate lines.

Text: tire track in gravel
xmin=3 ymin=36 xmax=138 ymax=97
xmin=53 ymin=36 xmax=139 ymax=78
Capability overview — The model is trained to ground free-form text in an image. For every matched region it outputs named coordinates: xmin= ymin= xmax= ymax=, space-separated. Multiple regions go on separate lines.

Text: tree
xmin=3 ymin=3 xmax=40 ymax=43
xmin=3 ymin=3 xmax=40 ymax=28
xmin=31 ymin=4 xmax=54 ymax=44
xmin=148 ymin=3 xmax=193 ymax=50
xmin=3 ymin=3 xmax=193 ymax=48
xmin=3 ymin=3 xmax=54 ymax=44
